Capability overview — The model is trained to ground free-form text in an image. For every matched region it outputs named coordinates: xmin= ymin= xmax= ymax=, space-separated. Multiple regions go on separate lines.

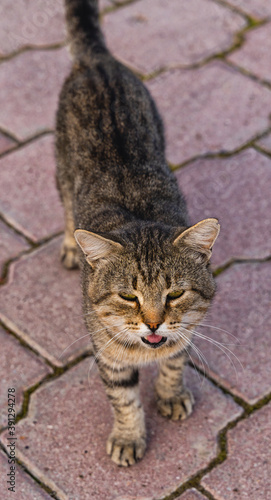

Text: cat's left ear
xmin=173 ymin=218 xmax=220 ymax=262
xmin=74 ymin=229 xmax=123 ymax=267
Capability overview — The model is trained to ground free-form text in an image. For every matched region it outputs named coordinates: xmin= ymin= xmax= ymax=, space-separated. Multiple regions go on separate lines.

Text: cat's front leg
xmin=155 ymin=352 xmax=194 ymax=421
xmin=98 ymin=361 xmax=146 ymax=466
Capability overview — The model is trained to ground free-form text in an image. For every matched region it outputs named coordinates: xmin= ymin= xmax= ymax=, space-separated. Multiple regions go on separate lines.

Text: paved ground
xmin=0 ymin=1 xmax=271 ymax=499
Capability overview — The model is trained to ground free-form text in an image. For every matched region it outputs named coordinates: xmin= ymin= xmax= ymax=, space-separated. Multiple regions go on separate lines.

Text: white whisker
xmin=180 ymin=325 xmax=243 ymax=379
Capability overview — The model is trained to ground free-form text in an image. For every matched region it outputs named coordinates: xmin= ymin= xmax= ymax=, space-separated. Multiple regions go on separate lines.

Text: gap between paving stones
xmin=169 ymin=125 xmax=271 ymax=171
xmin=225 ymin=59 xmax=271 ymax=92
xmin=0 ymin=41 xmax=67 ymax=64
xmin=0 ymin=127 xmax=20 ymax=145
xmin=0 ymin=229 xmax=64 ymax=285
xmin=0 ymin=442 xmax=61 ymax=500
xmin=0 ymin=129 xmax=54 ymax=160
xmin=212 ymin=254 xmax=271 ymax=278
xmin=211 ymin=0 xmax=260 ymax=23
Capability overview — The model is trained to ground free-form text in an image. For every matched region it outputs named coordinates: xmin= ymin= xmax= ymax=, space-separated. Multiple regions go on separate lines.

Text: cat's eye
xmin=167 ymin=290 xmax=185 ymax=300
xmin=119 ymin=293 xmax=138 ymax=302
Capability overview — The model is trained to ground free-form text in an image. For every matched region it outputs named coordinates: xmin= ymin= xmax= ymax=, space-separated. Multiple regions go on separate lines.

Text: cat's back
xmin=56 ymin=53 xmax=165 ymax=168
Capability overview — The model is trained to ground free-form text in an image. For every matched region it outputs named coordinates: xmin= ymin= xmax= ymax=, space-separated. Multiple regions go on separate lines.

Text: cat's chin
xmin=141 ymin=336 xmax=167 ymax=349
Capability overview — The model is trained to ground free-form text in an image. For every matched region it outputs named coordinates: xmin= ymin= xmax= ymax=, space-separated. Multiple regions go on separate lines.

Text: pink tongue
xmin=146 ymin=334 xmax=163 ymax=344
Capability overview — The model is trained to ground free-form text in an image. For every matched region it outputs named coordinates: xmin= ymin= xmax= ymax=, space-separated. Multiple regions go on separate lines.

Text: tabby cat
xmin=56 ymin=0 xmax=220 ymax=466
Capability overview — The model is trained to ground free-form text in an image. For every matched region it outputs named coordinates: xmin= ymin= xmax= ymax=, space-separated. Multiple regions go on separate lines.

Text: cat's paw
xmin=106 ymin=433 xmax=146 ymax=467
xmin=157 ymin=389 xmax=194 ymax=421
xmin=60 ymin=240 xmax=79 ymax=269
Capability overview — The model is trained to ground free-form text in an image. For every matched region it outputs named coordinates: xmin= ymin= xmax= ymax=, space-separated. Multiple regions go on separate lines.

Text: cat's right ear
xmin=74 ymin=230 xmax=123 ymax=267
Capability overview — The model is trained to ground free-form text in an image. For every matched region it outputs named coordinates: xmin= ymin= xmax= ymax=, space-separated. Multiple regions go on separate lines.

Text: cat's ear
xmin=74 ymin=230 xmax=123 ymax=267
xmin=173 ymin=218 xmax=220 ymax=262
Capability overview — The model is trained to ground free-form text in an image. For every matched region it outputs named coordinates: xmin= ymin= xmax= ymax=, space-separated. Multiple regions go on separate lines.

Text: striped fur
xmin=56 ymin=0 xmax=219 ymax=466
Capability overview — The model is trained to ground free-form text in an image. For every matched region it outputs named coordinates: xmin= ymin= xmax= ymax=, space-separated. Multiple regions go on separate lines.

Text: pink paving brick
xmin=202 ymin=404 xmax=271 ymax=499
xmin=176 ymin=148 xmax=271 ymax=268
xmin=0 ymin=326 xmax=51 ymax=428
xmin=0 ymin=237 xmax=90 ymax=367
xmin=103 ymin=0 xmax=245 ymax=74
xmin=0 ymin=220 xmax=29 ymax=278
xmin=0 ymin=135 xmax=64 ymax=242
xmin=0 ymin=48 xmax=71 ymax=141
xmin=225 ymin=0 xmax=271 ymax=19
xmin=255 ymin=132 xmax=271 ymax=154
xmin=192 ymin=262 xmax=271 ymax=405
xmin=0 ymin=450 xmax=51 ymax=500
xmin=147 ymin=62 xmax=271 ymax=165
xmin=229 ymin=22 xmax=271 ymax=83
xmin=0 ymin=361 xmax=241 ymax=500
xmin=0 ymin=0 xmax=66 ymax=57
xmin=176 ymin=489 xmax=208 ymax=500
xmin=0 ymin=133 xmax=16 ymax=154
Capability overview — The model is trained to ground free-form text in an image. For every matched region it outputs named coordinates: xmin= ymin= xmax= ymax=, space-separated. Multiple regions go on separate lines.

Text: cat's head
xmin=75 ymin=219 xmax=220 ymax=361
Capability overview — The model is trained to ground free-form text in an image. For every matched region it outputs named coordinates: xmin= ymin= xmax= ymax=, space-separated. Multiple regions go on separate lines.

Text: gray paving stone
xmin=176 ymin=148 xmax=271 ymax=268
xmin=0 ymin=220 xmax=29 ymax=278
xmin=229 ymin=22 xmax=271 ymax=83
xmin=202 ymin=404 xmax=271 ymax=499
xmin=0 ymin=450 xmax=51 ymax=500
xmin=255 ymin=132 xmax=271 ymax=154
xmin=0 ymin=326 xmax=51 ymax=428
xmin=0 ymin=360 xmax=241 ymax=500
xmin=192 ymin=262 xmax=271 ymax=405
xmin=0 ymin=135 xmax=64 ymax=242
xmin=225 ymin=0 xmax=271 ymax=19
xmin=147 ymin=62 xmax=271 ymax=165
xmin=0 ymin=0 xmax=66 ymax=57
xmin=0 ymin=133 xmax=16 ymax=154
xmin=103 ymin=0 xmax=245 ymax=74
xmin=0 ymin=237 xmax=90 ymax=367
xmin=0 ymin=48 xmax=71 ymax=141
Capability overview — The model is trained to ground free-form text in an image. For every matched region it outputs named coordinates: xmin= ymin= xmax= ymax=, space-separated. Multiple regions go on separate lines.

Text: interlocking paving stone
xmin=147 ymin=62 xmax=271 ymax=165
xmin=229 ymin=22 xmax=271 ymax=83
xmin=255 ymin=132 xmax=271 ymax=154
xmin=0 ymin=133 xmax=16 ymax=154
xmin=0 ymin=48 xmax=71 ymax=141
xmin=0 ymin=0 xmax=66 ymax=57
xmin=191 ymin=262 xmax=271 ymax=405
xmin=176 ymin=149 xmax=271 ymax=268
xmin=103 ymin=0 xmax=245 ymax=74
xmin=0 ymin=450 xmax=51 ymax=500
xmin=0 ymin=237 xmax=90 ymax=367
xmin=0 ymin=360 xmax=241 ymax=500
xmin=0 ymin=326 xmax=51 ymax=428
xmin=0 ymin=220 xmax=29 ymax=278
xmin=0 ymin=135 xmax=64 ymax=242
xmin=176 ymin=489 xmax=208 ymax=500
xmin=201 ymin=404 xmax=271 ymax=499
xmin=225 ymin=0 xmax=271 ymax=19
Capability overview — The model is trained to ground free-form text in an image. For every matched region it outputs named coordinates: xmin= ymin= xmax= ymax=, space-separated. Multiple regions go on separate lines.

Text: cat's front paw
xmin=157 ymin=389 xmax=194 ymax=421
xmin=60 ymin=240 xmax=79 ymax=269
xmin=106 ymin=433 xmax=146 ymax=467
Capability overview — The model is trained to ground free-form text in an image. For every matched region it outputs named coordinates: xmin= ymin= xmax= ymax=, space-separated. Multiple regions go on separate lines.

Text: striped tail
xmin=65 ymin=0 xmax=107 ymax=61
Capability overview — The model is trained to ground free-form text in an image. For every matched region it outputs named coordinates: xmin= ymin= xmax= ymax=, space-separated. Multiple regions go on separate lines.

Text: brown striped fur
xmin=56 ymin=0 xmax=220 ymax=466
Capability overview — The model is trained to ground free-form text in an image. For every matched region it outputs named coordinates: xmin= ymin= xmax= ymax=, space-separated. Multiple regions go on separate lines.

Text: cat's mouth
xmin=141 ymin=334 xmax=167 ymax=349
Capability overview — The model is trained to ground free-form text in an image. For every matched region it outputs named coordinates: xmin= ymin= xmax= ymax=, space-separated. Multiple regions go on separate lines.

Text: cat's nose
xmin=146 ymin=323 xmax=161 ymax=333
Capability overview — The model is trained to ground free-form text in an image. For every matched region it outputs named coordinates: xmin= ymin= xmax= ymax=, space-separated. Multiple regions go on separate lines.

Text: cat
xmin=56 ymin=0 xmax=220 ymax=467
